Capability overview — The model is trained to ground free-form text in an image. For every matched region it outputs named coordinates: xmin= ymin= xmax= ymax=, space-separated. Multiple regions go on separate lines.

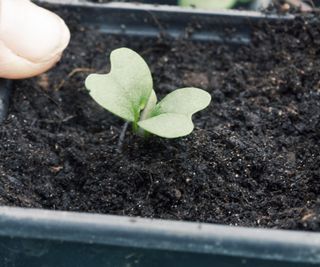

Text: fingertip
xmin=0 ymin=0 xmax=70 ymax=79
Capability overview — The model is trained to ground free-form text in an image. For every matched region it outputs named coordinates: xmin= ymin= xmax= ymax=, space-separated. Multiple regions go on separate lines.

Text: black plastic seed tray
xmin=1 ymin=2 xmax=317 ymax=267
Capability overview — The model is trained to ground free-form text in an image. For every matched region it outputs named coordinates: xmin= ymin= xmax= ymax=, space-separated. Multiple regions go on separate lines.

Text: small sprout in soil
xmin=85 ymin=48 xmax=211 ymax=138
xmin=179 ymin=0 xmax=237 ymax=9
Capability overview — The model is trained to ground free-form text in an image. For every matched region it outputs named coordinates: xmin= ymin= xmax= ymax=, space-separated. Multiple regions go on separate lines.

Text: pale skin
xmin=0 ymin=0 xmax=70 ymax=79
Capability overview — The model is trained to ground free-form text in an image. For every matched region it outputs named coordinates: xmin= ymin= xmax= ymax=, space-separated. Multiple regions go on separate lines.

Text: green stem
xmin=132 ymin=121 xmax=139 ymax=133
xmin=134 ymin=122 xmax=146 ymax=137
xmin=132 ymin=109 xmax=140 ymax=133
xmin=132 ymin=108 xmax=151 ymax=138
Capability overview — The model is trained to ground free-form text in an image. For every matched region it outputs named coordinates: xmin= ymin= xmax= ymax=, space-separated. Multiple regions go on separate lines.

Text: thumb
xmin=0 ymin=0 xmax=70 ymax=79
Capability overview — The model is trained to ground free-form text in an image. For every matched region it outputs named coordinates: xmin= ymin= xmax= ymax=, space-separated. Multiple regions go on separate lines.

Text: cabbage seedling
xmin=85 ymin=48 xmax=211 ymax=138
xmin=179 ymin=0 xmax=237 ymax=9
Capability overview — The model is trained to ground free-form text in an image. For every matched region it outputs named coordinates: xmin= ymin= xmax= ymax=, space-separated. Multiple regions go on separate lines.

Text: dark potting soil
xmin=0 ymin=6 xmax=320 ymax=232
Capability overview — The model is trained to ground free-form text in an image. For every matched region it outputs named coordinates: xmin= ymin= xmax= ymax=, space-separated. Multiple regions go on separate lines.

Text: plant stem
xmin=132 ymin=109 xmax=140 ymax=133
xmin=117 ymin=121 xmax=129 ymax=153
xmin=132 ymin=121 xmax=139 ymax=133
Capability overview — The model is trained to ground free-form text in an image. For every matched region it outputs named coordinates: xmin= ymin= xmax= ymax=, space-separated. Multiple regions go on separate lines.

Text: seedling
xmin=85 ymin=48 xmax=211 ymax=138
xmin=179 ymin=0 xmax=237 ymax=9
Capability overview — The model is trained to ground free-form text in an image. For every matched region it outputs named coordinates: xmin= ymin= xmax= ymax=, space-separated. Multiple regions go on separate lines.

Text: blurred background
xmin=87 ymin=0 xmax=318 ymax=11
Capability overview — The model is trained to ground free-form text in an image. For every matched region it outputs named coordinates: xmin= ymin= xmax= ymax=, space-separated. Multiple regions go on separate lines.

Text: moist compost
xmin=0 ymin=6 xmax=320 ymax=231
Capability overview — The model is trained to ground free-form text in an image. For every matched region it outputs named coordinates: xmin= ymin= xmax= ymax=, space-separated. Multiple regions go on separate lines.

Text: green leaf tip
xmin=85 ymin=48 xmax=211 ymax=139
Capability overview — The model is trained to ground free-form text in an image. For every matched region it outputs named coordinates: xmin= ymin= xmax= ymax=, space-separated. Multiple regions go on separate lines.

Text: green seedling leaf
xmin=138 ymin=88 xmax=211 ymax=138
xmin=179 ymin=0 xmax=237 ymax=9
xmin=85 ymin=48 xmax=211 ymax=139
xmin=85 ymin=47 xmax=153 ymax=122
xmin=139 ymin=113 xmax=193 ymax=139
xmin=140 ymin=89 xmax=157 ymax=121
